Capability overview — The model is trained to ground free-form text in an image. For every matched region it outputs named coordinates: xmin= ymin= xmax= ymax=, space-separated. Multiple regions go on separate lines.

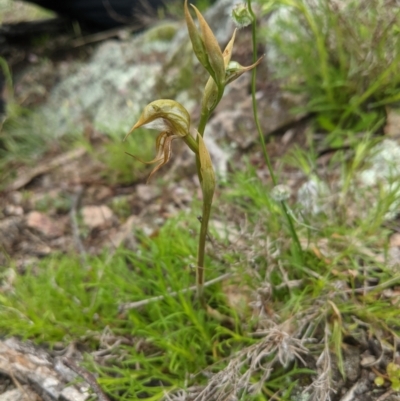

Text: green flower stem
xmin=194 ymin=150 xmax=207 ymax=303
xmin=247 ymin=0 xmax=303 ymax=264
xmin=183 ymin=133 xmax=200 ymax=154
xmin=247 ymin=2 xmax=276 ymax=186
xmin=196 ymin=201 xmax=211 ymax=303
xmin=195 ymin=106 xmax=215 ymax=304
xmin=198 ymin=110 xmax=210 ymax=139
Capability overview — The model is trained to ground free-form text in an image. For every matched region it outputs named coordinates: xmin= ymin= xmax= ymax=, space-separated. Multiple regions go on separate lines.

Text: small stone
xmin=20 ymin=241 xmax=52 ymax=256
xmin=384 ymin=107 xmax=400 ymax=139
xmin=8 ymin=191 xmax=23 ymax=205
xmin=0 ymin=217 xmax=21 ymax=250
xmin=81 ymin=205 xmax=114 ymax=229
xmin=26 ymin=211 xmax=63 ymax=238
xmin=360 ymin=355 xmax=376 ymax=367
xmin=343 ymin=345 xmax=361 ymax=382
xmin=136 ymin=184 xmax=159 ymax=202
xmin=390 ymin=233 xmax=400 ymax=248
xmin=86 ymin=185 xmax=113 ymax=201
xmin=60 ymin=386 xmax=89 ymax=401
xmin=4 ymin=205 xmax=24 ymax=216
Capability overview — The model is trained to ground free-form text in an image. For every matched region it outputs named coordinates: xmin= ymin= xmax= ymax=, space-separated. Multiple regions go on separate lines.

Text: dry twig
xmin=7 ymin=148 xmax=86 ymax=191
xmin=119 ymin=272 xmax=232 ymax=312
xmin=62 ymin=357 xmax=110 ymax=401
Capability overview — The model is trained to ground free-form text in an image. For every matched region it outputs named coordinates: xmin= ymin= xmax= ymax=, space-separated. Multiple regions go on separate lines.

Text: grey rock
xmin=0 ymin=338 xmax=89 ymax=401
xmin=0 ymin=387 xmax=37 ymax=401
xmin=60 ymin=386 xmax=89 ymax=401
xmin=358 ymin=139 xmax=400 ymax=220
xmin=38 ymin=0 xmax=238 ymax=138
xmin=359 ymin=139 xmax=400 ymax=186
xmin=343 ymin=345 xmax=361 ymax=383
xmin=203 ymin=0 xmax=236 ymax=44
xmin=40 ymin=37 xmax=165 ymax=136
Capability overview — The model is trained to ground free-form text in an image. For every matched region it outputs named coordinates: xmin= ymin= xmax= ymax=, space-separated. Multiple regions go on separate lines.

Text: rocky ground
xmin=0 ymin=0 xmax=308 ymax=271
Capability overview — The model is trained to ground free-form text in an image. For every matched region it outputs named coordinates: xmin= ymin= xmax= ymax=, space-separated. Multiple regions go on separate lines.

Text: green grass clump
xmin=0 ymin=216 xmax=204 ymax=340
xmin=262 ymin=0 xmax=400 ymax=140
xmin=82 ymin=127 xmax=155 ymax=185
xmin=0 ymin=212 xmax=249 ymax=399
xmin=0 ymin=110 xmax=50 ymax=166
xmin=0 ymin=105 xmax=81 ymax=188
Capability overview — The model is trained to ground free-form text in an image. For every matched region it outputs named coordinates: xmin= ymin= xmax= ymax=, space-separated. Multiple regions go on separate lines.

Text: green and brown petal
xmin=124 ymin=99 xmax=192 ymax=181
xmin=184 ymin=0 xmax=225 ymax=87
xmin=125 ymin=99 xmax=191 ymax=141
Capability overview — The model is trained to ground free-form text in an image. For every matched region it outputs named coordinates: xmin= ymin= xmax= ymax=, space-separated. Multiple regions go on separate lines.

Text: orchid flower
xmin=124 ymin=99 xmax=198 ymax=182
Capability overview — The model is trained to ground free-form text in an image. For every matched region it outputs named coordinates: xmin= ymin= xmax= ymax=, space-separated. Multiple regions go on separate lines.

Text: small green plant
xmin=375 ymin=362 xmax=400 ymax=391
xmin=386 ymin=363 xmax=400 ymax=391
xmin=0 ymin=110 xmax=62 ymax=185
xmin=34 ymin=192 xmax=72 ymax=213
xmin=109 ymin=196 xmax=132 ymax=219
xmin=83 ymin=128 xmax=155 ymax=184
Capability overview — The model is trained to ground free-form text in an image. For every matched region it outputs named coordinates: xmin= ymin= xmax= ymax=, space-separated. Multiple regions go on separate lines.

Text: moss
xmin=142 ymin=22 xmax=180 ymax=42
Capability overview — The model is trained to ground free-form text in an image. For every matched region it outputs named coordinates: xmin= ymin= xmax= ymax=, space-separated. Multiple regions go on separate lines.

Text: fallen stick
xmin=62 ymin=357 xmax=111 ymax=401
xmin=119 ymin=272 xmax=232 ymax=312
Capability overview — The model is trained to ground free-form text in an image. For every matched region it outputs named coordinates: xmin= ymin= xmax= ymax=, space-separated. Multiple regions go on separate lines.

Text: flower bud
xmin=231 ymin=4 xmax=254 ymax=28
xmin=197 ymin=133 xmax=215 ymax=205
xmin=225 ymin=57 xmax=264 ymax=85
xmin=201 ymin=77 xmax=219 ymax=111
xmin=222 ymin=29 xmax=236 ymax=67
xmin=184 ymin=0 xmax=210 ymax=74
xmin=184 ymin=0 xmax=225 ymax=87
xmin=271 ymin=184 xmax=291 ymax=202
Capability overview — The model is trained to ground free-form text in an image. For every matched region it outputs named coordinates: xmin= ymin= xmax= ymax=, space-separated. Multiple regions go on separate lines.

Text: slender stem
xmin=247 ymin=1 xmax=276 ymax=186
xmin=195 ymin=106 xmax=215 ymax=304
xmin=197 ymin=110 xmax=210 ymax=137
xmin=192 ymin=35 xmax=226 ymax=306
xmin=196 ymin=203 xmax=211 ymax=303
xmin=183 ymin=132 xmax=199 ymax=153
xmin=247 ymin=0 xmax=303 ymax=263
xmin=299 ymin=3 xmax=333 ymax=104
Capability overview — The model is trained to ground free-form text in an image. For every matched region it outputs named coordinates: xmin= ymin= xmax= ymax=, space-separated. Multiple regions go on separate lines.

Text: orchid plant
xmin=125 ymin=1 xmax=262 ymax=305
